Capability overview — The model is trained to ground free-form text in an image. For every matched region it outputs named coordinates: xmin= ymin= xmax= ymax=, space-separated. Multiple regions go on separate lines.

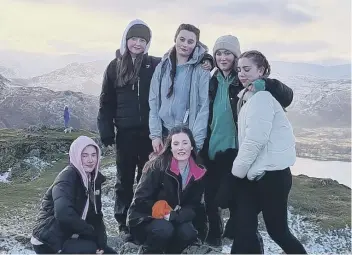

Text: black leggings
xmin=231 ymin=168 xmax=307 ymax=254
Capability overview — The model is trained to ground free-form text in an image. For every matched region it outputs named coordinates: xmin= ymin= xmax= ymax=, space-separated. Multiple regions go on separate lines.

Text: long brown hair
xmin=144 ymin=126 xmax=197 ymax=172
xmin=116 ymin=47 xmax=144 ymax=87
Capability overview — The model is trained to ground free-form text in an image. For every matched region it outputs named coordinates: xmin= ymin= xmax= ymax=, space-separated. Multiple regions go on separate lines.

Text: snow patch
xmin=0 ymin=169 xmax=11 ymax=183
xmin=0 ymin=165 xmax=350 ymax=254
xmin=221 ymin=209 xmax=351 ymax=254
xmin=23 ymin=157 xmax=51 ymax=171
xmin=0 ymin=237 xmax=34 ymax=254
xmin=100 ymin=165 xmax=351 ymax=254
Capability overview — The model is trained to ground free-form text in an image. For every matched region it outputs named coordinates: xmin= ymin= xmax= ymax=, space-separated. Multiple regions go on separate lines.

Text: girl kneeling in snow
xmin=31 ymin=136 xmax=116 ymax=254
xmin=127 ymin=126 xmax=206 ymax=254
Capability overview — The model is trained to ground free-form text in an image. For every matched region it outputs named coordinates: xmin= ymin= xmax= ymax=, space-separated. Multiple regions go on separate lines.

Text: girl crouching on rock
xmin=127 ymin=126 xmax=206 ymax=254
xmin=31 ymin=136 xmax=116 ymax=254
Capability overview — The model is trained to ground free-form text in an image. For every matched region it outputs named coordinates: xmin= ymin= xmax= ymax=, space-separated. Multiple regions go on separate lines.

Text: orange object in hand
xmin=152 ymin=200 xmax=172 ymax=219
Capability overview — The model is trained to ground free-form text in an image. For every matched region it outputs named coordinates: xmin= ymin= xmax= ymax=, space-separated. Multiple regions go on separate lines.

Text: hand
xmin=152 ymin=138 xmax=164 ymax=154
xmin=201 ymin=60 xmax=212 ymax=71
xmin=163 ymin=213 xmax=171 ymax=221
xmin=250 ymin=79 xmax=266 ymax=92
xmin=152 ymin=200 xmax=172 ymax=219
xmin=96 ymin=249 xmax=104 ymax=254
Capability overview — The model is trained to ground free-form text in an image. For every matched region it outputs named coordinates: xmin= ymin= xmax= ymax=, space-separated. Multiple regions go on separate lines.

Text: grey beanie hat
xmin=213 ymin=35 xmax=241 ymax=58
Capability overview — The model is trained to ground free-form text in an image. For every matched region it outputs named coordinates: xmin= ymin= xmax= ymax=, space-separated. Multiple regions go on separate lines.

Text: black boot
xmin=138 ymin=245 xmax=163 ymax=254
xmin=205 ymin=236 xmax=222 ymax=247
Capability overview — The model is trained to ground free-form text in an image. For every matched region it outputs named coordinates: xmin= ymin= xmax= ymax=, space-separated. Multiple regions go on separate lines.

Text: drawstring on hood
xmin=69 ymin=136 xmax=101 ymax=222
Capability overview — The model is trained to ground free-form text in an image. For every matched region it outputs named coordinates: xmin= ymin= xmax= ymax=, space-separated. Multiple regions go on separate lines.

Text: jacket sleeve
xmin=148 ymin=62 xmax=163 ymax=140
xmin=232 ymin=91 xmax=275 ymax=178
xmin=52 ymin=179 xmax=95 ymax=236
xmin=264 ymin=78 xmax=293 ymax=108
xmin=97 ymin=61 xmax=116 ymax=146
xmin=170 ymin=179 xmax=205 ymax=223
xmin=128 ymin=164 xmax=162 ymax=226
xmin=192 ymin=69 xmax=210 ymax=151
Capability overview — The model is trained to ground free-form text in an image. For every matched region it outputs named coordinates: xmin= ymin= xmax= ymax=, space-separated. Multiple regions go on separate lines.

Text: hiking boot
xmin=118 ymin=224 xmax=129 ymax=235
xmin=138 ymin=246 xmax=163 ymax=254
xmin=205 ymin=236 xmax=222 ymax=247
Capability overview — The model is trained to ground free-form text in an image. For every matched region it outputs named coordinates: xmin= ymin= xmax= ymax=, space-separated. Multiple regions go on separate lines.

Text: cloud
xmin=206 ymin=0 xmax=314 ymax=25
xmin=246 ymin=40 xmax=332 ymax=54
xmin=15 ymin=0 xmax=315 ymax=25
xmin=2 ymin=0 xmax=351 ymax=63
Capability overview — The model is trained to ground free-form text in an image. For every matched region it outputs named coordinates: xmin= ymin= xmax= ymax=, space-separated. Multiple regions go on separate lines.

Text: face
xmin=81 ymin=145 xmax=98 ymax=173
xmin=237 ymin=57 xmax=264 ymax=87
xmin=175 ymin=30 xmax=197 ymax=57
xmin=127 ymin=37 xmax=147 ymax=56
xmin=171 ymin=132 xmax=193 ymax=161
xmin=215 ymin=50 xmax=236 ymax=72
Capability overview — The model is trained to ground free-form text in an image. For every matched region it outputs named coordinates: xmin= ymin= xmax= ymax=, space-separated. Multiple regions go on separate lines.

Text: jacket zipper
xmin=166 ymin=171 xmax=181 ymax=205
xmin=138 ymin=77 xmax=141 ymax=123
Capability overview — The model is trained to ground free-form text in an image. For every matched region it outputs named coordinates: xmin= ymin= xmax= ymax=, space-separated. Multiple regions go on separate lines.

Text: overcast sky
xmin=1 ymin=0 xmax=351 ymax=64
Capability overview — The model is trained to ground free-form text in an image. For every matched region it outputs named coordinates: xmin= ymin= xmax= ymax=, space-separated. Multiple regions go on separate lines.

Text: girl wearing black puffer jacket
xmin=31 ymin=136 xmax=116 ymax=254
xmin=127 ymin=126 xmax=206 ymax=254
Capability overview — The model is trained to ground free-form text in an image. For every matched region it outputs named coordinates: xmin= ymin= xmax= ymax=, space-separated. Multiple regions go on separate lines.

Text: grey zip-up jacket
xmin=149 ymin=43 xmax=210 ymax=150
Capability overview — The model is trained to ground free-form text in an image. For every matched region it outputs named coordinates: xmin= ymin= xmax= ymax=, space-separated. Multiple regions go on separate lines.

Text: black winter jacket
xmin=127 ymin=157 xmax=206 ymax=228
xmin=32 ymin=166 xmax=107 ymax=252
xmin=97 ymin=52 xmax=161 ymax=146
xmin=97 ymin=51 xmax=214 ymax=147
xmin=200 ymin=69 xmax=294 ymax=164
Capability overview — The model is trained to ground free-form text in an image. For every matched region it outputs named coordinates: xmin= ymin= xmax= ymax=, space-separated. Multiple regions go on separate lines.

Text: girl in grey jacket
xmin=149 ymin=24 xmax=210 ymax=153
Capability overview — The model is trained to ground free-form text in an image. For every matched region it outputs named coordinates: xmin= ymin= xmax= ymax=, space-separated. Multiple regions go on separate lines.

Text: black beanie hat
xmin=126 ymin=24 xmax=151 ymax=43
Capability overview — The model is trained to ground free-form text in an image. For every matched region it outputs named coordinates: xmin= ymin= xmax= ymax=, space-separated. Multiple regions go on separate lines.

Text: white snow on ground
xmin=0 ymin=165 xmax=350 ymax=254
xmin=23 ymin=157 xmax=52 ymax=171
xmin=0 ymin=169 xmax=11 ymax=183
xmin=0 ymin=238 xmax=34 ymax=254
xmin=222 ymin=210 xmax=351 ymax=254
xmin=101 ymin=166 xmax=352 ymax=254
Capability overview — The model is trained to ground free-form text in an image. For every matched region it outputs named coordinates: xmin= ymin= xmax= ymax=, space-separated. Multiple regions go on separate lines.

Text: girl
xmin=31 ymin=136 xmax=115 ymax=254
xmin=231 ymin=50 xmax=307 ymax=254
xmin=97 ymin=19 xmax=159 ymax=233
xmin=149 ymin=23 xmax=210 ymax=153
xmin=201 ymin=35 xmax=294 ymax=248
xmin=127 ymin=126 xmax=206 ymax=254
xmin=98 ymin=20 xmax=212 ymax=233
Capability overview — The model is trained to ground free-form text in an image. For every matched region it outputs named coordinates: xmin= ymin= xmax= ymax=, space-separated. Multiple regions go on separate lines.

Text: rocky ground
xmin=0 ymin=128 xmax=351 ymax=254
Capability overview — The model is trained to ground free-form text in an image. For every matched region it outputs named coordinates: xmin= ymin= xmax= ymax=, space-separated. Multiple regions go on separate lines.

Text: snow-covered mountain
xmin=21 ymin=60 xmax=109 ymax=96
xmin=271 ymin=62 xmax=351 ymax=80
xmin=0 ymin=74 xmax=99 ymax=130
xmin=0 ymin=50 xmax=111 ymax=78
xmin=1 ymin=59 xmax=351 ymax=128
xmin=0 ymin=66 xmax=20 ymax=79
xmin=270 ymin=73 xmax=351 ymax=127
